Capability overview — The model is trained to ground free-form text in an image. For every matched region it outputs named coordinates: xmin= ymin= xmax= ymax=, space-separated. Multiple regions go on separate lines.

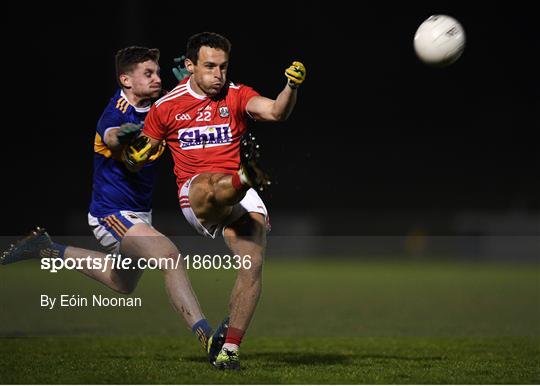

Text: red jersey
xmin=143 ymin=77 xmax=259 ymax=190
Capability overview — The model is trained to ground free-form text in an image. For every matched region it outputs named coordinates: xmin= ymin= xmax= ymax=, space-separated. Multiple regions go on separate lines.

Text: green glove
xmin=172 ymin=55 xmax=190 ymax=81
xmin=117 ymin=123 xmax=143 ymax=145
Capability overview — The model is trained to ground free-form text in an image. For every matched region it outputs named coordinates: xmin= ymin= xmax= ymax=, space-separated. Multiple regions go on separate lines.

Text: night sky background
xmin=3 ymin=2 xmax=539 ymax=236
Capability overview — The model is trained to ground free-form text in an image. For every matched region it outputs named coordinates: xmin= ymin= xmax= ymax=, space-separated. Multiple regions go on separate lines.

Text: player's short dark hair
xmin=186 ymin=32 xmax=231 ymax=64
xmin=115 ymin=46 xmax=160 ymax=85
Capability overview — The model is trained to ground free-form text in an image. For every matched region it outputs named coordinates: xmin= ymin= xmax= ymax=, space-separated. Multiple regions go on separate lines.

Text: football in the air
xmin=414 ymin=15 xmax=466 ymax=66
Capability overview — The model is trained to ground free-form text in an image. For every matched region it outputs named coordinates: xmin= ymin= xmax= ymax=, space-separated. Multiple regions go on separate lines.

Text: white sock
xmin=223 ymin=343 xmax=239 ymax=352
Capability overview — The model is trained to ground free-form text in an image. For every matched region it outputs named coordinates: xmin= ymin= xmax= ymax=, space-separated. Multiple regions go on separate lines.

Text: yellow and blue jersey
xmin=89 ymin=89 xmax=164 ymax=217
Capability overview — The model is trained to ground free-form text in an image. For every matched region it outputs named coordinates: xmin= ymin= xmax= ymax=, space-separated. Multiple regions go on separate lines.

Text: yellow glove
xmin=122 ymin=136 xmax=153 ymax=172
xmin=285 ymin=61 xmax=306 ymax=89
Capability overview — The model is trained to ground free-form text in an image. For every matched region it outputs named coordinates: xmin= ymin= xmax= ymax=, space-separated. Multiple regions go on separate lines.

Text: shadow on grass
xmin=357 ymin=354 xmax=444 ymax=361
xmin=182 ymin=351 xmax=444 ymax=366
xmin=184 ymin=352 xmax=351 ymax=365
xmin=246 ymin=352 xmax=350 ymax=365
xmin=250 ymin=352 xmax=444 ymax=363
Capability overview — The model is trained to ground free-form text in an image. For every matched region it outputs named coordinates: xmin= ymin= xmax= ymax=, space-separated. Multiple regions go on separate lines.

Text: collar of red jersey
xmin=186 ymin=77 xmax=208 ymax=100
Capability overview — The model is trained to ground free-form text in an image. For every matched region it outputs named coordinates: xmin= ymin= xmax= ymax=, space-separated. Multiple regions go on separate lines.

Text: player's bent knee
xmin=122 ymin=224 xmax=180 ymax=261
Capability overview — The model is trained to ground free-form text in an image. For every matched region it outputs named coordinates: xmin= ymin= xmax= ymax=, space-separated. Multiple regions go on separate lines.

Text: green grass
xmin=1 ymin=259 xmax=539 ymax=383
xmin=1 ymin=336 xmax=538 ymax=384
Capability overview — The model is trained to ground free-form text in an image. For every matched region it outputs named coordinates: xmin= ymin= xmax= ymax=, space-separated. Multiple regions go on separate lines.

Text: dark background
xmin=3 ymin=2 xmax=539 ymax=236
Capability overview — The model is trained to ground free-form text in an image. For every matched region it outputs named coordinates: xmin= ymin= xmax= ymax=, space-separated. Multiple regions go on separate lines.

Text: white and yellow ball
xmin=414 ymin=15 xmax=466 ymax=66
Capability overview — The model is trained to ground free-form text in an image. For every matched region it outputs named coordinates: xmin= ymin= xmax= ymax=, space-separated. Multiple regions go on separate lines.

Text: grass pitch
xmin=1 ymin=259 xmax=539 ymax=383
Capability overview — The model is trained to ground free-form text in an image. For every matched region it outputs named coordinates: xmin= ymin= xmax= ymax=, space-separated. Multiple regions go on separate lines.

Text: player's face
xmin=189 ymin=46 xmax=228 ymax=96
xmin=126 ymin=60 xmax=162 ymax=99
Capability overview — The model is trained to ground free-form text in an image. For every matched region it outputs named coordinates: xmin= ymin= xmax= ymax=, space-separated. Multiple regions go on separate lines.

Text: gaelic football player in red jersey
xmin=124 ymin=32 xmax=306 ymax=369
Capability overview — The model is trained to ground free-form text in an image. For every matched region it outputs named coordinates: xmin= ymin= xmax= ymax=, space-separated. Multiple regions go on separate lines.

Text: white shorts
xmin=179 ymin=174 xmax=270 ymax=238
xmin=88 ymin=210 xmax=152 ymax=253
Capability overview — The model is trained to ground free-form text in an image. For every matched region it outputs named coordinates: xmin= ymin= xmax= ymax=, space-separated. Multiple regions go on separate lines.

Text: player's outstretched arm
xmin=246 ymin=61 xmax=306 ymax=122
xmin=122 ymin=134 xmax=161 ymax=173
